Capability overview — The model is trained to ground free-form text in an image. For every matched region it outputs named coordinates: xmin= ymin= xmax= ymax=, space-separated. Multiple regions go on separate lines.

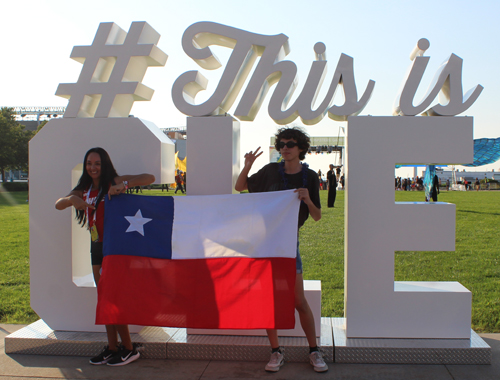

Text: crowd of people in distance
xmin=395 ymin=176 xmax=425 ymax=191
xmin=317 ymin=168 xmax=344 ymax=192
xmin=395 ymin=175 xmax=440 ymax=201
xmin=397 ymin=175 xmax=490 ymax=192
xmin=464 ymin=177 xmax=486 ymax=191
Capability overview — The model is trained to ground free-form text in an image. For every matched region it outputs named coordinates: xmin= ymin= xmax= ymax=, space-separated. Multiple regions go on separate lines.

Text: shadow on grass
xmin=457 ymin=210 xmax=500 ymax=216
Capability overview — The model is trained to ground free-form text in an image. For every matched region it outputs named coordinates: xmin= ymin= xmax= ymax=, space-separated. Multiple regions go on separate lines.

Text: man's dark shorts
xmin=296 ymin=240 xmax=303 ymax=274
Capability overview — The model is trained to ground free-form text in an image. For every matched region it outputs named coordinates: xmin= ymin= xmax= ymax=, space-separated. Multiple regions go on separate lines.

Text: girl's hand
xmin=71 ymin=196 xmax=95 ymax=210
xmin=108 ymin=182 xmax=126 ymax=199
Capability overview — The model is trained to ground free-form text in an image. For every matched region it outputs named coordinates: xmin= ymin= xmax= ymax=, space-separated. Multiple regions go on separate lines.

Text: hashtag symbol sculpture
xmin=56 ymin=22 xmax=168 ymax=118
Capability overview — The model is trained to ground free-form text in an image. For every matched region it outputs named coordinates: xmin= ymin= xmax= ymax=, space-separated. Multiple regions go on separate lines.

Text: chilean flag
xmin=95 ymin=190 xmax=300 ymax=329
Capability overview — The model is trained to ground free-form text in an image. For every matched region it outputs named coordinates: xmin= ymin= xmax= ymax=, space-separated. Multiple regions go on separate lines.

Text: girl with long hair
xmin=55 ymin=147 xmax=155 ymax=366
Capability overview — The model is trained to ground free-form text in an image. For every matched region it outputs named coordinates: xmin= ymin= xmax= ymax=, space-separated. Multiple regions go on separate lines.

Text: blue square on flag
xmin=103 ymin=194 xmax=174 ymax=259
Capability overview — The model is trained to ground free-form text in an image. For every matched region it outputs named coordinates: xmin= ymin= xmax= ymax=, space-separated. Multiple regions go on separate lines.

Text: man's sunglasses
xmin=278 ymin=141 xmax=298 ymax=149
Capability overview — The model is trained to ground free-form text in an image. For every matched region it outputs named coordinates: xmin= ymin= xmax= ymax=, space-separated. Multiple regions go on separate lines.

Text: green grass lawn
xmin=0 ymin=190 xmax=35 ymax=323
xmin=1 ymin=188 xmax=499 ymax=332
xmin=393 ymin=190 xmax=500 ymax=333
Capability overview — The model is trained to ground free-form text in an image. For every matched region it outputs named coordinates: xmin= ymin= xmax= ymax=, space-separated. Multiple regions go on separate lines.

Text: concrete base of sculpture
xmin=188 ymin=280 xmax=321 ymax=337
xmin=5 ymin=318 xmax=490 ymax=364
xmin=332 ymin=318 xmax=490 ymax=364
xmin=4 ymin=319 xmax=333 ymax=363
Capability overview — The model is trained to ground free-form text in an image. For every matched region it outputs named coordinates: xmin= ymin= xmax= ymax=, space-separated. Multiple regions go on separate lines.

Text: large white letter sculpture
xmin=186 ymin=115 xmax=240 ymax=195
xmin=56 ymin=22 xmax=167 ymax=118
xmin=172 ymin=27 xmax=483 ymax=339
xmin=346 ymin=116 xmax=473 ymax=338
xmin=172 ymin=22 xmax=374 ymax=124
xmin=393 ymin=38 xmax=483 ymax=117
xmin=345 ymin=39 xmax=480 ymax=338
xmin=30 ymin=22 xmax=174 ymax=332
xmin=30 ymin=18 xmax=483 ymax=340
xmin=173 ymin=21 xmax=374 ymax=214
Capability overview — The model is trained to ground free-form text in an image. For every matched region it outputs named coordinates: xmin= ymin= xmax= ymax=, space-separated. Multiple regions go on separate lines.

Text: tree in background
xmin=0 ymin=108 xmax=18 ymax=181
xmin=12 ymin=122 xmax=33 ymax=172
xmin=0 ymin=107 xmax=33 ymax=181
xmin=35 ymin=119 xmax=48 ymax=134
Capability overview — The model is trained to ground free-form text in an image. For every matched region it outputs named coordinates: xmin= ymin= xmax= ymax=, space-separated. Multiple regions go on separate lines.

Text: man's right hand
xmin=244 ymin=147 xmax=263 ymax=169
xmin=236 ymin=147 xmax=263 ymax=192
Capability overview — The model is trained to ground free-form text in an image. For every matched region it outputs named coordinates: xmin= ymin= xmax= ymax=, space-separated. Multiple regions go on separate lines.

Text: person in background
xmin=327 ymin=164 xmax=337 ymax=207
xmin=175 ymin=170 xmax=185 ymax=194
xmin=431 ymin=174 xmax=440 ymax=201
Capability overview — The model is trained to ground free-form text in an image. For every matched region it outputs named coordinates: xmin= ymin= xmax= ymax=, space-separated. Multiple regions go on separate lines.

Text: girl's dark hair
xmin=274 ymin=127 xmax=310 ymax=161
xmin=73 ymin=147 xmax=118 ymax=226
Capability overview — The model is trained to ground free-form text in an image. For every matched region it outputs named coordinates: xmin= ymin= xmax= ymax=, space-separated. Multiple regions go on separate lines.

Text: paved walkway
xmin=1 ymin=324 xmax=499 ymax=379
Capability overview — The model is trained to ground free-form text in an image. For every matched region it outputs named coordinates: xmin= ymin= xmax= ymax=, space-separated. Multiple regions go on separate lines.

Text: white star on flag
xmin=124 ymin=209 xmax=152 ymax=236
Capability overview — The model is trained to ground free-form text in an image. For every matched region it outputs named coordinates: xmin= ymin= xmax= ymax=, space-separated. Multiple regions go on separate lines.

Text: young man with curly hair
xmin=235 ymin=127 xmax=328 ymax=373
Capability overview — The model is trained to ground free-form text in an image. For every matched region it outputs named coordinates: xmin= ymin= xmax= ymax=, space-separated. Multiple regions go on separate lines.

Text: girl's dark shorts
xmin=91 ymin=241 xmax=104 ymax=266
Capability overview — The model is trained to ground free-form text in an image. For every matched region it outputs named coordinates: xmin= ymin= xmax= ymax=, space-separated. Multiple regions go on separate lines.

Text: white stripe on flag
xmin=171 ymin=190 xmax=300 ymax=259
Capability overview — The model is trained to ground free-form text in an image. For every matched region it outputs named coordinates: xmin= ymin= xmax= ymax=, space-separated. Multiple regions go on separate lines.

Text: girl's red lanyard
xmin=86 ymin=186 xmax=101 ymax=242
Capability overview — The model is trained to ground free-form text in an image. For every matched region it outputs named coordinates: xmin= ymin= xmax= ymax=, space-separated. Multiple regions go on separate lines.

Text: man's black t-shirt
xmin=247 ymin=163 xmax=321 ymax=228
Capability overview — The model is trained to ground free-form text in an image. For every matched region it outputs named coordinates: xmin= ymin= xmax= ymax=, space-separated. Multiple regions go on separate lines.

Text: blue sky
xmin=2 ymin=0 xmax=498 ymax=173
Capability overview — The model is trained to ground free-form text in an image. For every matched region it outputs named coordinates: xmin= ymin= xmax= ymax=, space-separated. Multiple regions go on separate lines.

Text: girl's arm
xmin=55 ymin=190 xmax=94 ymax=211
xmin=108 ymin=173 xmax=156 ymax=198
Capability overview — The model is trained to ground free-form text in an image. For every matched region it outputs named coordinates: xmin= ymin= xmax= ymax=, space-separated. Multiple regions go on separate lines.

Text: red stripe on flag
xmin=96 ymin=255 xmax=296 ymax=329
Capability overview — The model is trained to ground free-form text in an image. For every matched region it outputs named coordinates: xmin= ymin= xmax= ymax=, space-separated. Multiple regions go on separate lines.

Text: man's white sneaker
xmin=265 ymin=351 xmax=284 ymax=372
xmin=309 ymin=351 xmax=328 ymax=372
